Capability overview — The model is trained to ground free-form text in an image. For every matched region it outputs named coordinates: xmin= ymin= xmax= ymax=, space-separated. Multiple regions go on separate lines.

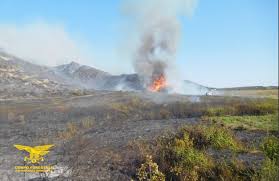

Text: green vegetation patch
xmin=206 ymin=114 xmax=278 ymax=131
xmin=135 ymin=125 xmax=279 ymax=181
xmin=182 ymin=125 xmax=242 ymax=151
xmin=256 ymin=136 xmax=279 ymax=181
xmin=261 ymin=135 xmax=279 ymax=162
xmin=156 ymin=131 xmax=213 ymax=180
xmin=137 ymin=155 xmax=165 ymax=181
xmin=146 ymin=125 xmax=242 ymax=180
xmin=202 ymin=126 xmax=242 ymax=151
xmin=257 ymin=158 xmax=279 ymax=181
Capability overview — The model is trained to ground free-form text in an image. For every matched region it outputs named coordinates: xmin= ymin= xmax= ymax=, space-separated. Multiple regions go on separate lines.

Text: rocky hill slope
xmin=0 ymin=50 xmax=243 ymax=98
xmin=0 ymin=52 xmax=72 ymax=99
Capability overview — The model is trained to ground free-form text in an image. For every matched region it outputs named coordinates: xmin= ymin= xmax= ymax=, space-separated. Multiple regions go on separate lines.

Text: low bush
xmin=204 ymin=126 xmax=241 ymax=151
xmin=156 ymin=132 xmax=213 ymax=180
xmin=136 ymin=155 xmax=165 ymax=181
xmin=261 ymin=136 xmax=279 ymax=162
xmin=257 ymin=158 xmax=279 ymax=181
xmin=185 ymin=125 xmax=242 ymax=151
xmin=134 ymin=125 xmax=257 ymax=181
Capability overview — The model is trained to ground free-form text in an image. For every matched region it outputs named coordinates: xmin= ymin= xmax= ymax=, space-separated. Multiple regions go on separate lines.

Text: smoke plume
xmin=0 ymin=22 xmax=89 ymax=66
xmin=123 ymin=0 xmax=197 ymax=91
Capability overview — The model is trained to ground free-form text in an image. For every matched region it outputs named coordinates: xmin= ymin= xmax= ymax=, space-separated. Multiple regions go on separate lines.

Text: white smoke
xmin=0 ymin=22 xmax=89 ymax=66
xmin=123 ymin=0 xmax=198 ymax=92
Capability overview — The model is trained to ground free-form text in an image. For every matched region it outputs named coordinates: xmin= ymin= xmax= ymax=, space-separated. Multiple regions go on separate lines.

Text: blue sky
xmin=0 ymin=0 xmax=277 ymax=88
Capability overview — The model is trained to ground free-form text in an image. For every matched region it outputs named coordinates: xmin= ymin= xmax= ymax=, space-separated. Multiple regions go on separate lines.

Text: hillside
xmin=1 ymin=50 xmax=277 ymax=99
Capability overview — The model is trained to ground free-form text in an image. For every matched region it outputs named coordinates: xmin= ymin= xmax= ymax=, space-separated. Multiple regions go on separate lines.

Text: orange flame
xmin=148 ymin=75 xmax=167 ymax=92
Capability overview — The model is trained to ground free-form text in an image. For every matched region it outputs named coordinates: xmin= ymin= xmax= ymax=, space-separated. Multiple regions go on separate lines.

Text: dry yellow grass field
xmin=222 ymin=89 xmax=278 ymax=99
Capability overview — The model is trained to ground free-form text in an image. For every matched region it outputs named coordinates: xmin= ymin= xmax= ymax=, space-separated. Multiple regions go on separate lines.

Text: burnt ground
xmin=0 ymin=91 xmax=274 ymax=181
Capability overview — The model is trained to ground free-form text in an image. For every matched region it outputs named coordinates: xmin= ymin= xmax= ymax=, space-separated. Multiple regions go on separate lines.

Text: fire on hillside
xmin=148 ymin=74 xmax=167 ymax=92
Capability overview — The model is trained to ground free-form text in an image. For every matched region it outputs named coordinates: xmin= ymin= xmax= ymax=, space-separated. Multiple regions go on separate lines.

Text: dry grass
xmin=58 ymin=118 xmax=94 ymax=140
xmin=222 ymin=89 xmax=278 ymax=99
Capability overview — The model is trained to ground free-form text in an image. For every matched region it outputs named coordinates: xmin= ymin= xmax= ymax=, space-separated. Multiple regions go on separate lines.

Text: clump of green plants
xmin=156 ymin=132 xmax=213 ymax=180
xmin=133 ymin=125 xmax=279 ymax=181
xmin=261 ymin=135 xmax=279 ymax=162
xmin=136 ymin=155 xmax=165 ymax=181
xmin=133 ymin=125 xmax=249 ymax=180
xmin=186 ymin=125 xmax=242 ymax=151
xmin=170 ymin=146 xmax=212 ymax=180
xmin=171 ymin=134 xmax=213 ymax=177
xmin=205 ymin=126 xmax=240 ymax=150
xmin=203 ymin=126 xmax=242 ymax=151
xmin=251 ymin=136 xmax=279 ymax=181
xmin=257 ymin=158 xmax=279 ymax=181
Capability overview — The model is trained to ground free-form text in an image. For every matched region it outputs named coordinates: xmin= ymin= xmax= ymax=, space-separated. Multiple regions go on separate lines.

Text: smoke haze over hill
xmin=0 ymin=22 xmax=89 ymax=66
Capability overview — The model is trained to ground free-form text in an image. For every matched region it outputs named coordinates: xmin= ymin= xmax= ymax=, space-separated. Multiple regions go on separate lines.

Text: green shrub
xmin=170 ymin=146 xmax=212 ymax=179
xmin=135 ymin=124 xmax=278 ymax=181
xmin=186 ymin=125 xmax=242 ymax=151
xmin=157 ymin=132 xmax=212 ymax=180
xmin=258 ymin=158 xmax=279 ymax=181
xmin=204 ymin=126 xmax=242 ymax=151
xmin=136 ymin=155 xmax=165 ymax=181
xmin=261 ymin=136 xmax=279 ymax=162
